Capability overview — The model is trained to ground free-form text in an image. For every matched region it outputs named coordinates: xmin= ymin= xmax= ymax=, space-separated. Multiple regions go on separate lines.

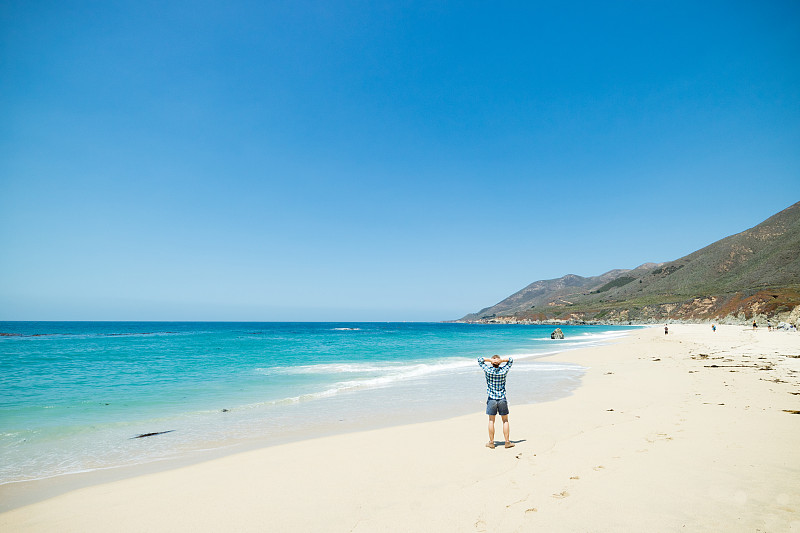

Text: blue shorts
xmin=486 ymin=398 xmax=509 ymax=416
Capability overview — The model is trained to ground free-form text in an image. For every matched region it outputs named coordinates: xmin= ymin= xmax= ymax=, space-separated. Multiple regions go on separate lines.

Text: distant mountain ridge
xmin=463 ymin=263 xmax=664 ymax=319
xmin=458 ymin=201 xmax=800 ymax=324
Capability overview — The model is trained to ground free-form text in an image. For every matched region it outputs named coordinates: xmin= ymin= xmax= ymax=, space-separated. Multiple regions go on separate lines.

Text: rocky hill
xmin=458 ymin=201 xmax=800 ymax=325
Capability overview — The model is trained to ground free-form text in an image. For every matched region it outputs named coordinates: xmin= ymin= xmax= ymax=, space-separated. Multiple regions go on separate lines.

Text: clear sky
xmin=1 ymin=1 xmax=799 ymax=321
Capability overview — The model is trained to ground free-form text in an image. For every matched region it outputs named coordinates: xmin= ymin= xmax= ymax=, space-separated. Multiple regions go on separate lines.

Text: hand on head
xmin=491 ymin=355 xmax=501 ymax=367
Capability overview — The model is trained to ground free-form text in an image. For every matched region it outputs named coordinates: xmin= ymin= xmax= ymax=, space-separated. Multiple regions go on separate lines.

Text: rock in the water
xmin=551 ymin=328 xmax=564 ymax=340
xmin=131 ymin=430 xmax=175 ymax=439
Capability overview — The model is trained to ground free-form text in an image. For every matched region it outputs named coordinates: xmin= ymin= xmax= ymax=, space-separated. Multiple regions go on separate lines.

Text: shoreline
xmin=0 ymin=339 xmax=604 ymax=511
xmin=0 ymin=326 xmax=631 ymax=503
xmin=2 ymin=325 xmax=798 ymax=531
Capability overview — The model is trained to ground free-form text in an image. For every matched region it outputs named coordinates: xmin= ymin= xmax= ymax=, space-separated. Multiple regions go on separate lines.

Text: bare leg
xmin=502 ymin=414 xmax=513 ymax=447
xmin=487 ymin=415 xmax=496 ymax=447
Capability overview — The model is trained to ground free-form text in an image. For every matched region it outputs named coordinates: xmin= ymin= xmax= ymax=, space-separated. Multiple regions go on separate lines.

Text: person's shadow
xmin=489 ymin=439 xmax=527 ymax=446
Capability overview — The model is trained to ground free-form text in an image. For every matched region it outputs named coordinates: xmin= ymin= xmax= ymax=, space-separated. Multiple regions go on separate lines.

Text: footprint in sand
xmin=552 ymin=491 xmax=569 ymax=499
xmin=593 ymin=465 xmax=605 ymax=471
xmin=646 ymin=432 xmax=673 ymax=443
xmin=570 ymin=476 xmax=580 ymax=480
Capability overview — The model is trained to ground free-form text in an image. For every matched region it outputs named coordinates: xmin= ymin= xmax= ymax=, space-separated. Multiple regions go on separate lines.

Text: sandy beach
xmin=2 ymin=324 xmax=798 ymax=532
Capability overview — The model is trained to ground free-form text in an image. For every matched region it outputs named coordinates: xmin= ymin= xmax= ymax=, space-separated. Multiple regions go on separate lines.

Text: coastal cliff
xmin=457 ymin=202 xmax=800 ymax=326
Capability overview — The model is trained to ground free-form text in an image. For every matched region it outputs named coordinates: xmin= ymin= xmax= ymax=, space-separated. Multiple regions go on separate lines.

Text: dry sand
xmin=1 ymin=324 xmax=799 ymax=532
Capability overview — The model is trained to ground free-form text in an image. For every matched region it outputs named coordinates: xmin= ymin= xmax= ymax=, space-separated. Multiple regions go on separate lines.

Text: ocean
xmin=0 ymin=322 xmax=637 ymax=484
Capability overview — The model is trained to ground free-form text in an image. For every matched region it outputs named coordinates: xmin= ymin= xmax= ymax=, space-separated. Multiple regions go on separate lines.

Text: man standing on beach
xmin=478 ymin=355 xmax=514 ymax=449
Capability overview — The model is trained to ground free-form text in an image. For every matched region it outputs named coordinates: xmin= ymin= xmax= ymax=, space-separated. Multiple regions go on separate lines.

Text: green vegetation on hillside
xmin=459 ymin=202 xmax=800 ymax=323
xmin=594 ymin=276 xmax=635 ymax=293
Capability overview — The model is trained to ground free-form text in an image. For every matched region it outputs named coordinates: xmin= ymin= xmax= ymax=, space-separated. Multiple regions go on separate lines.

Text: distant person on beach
xmin=753 ymin=321 xmax=758 ymax=330
xmin=712 ymin=324 xmax=716 ymax=332
xmin=664 ymin=325 xmax=669 ymax=335
xmin=478 ymin=355 xmax=514 ymax=449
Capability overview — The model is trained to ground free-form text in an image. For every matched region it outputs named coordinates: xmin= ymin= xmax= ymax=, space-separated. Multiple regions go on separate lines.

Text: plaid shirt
xmin=478 ymin=357 xmax=513 ymax=400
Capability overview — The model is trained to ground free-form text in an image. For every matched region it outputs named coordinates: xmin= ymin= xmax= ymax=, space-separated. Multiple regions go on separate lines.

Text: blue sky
xmin=1 ymin=1 xmax=798 ymax=321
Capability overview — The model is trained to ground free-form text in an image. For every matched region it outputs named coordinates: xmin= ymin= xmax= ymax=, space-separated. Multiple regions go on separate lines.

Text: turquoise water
xmin=0 ymin=322 xmax=636 ymax=483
